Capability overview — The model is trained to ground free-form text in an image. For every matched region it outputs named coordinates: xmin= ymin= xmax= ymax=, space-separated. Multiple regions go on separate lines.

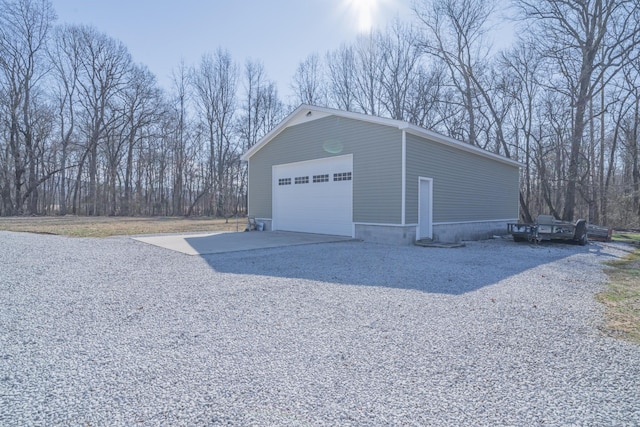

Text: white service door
xmin=419 ymin=178 xmax=433 ymax=240
xmin=273 ymin=155 xmax=353 ymax=236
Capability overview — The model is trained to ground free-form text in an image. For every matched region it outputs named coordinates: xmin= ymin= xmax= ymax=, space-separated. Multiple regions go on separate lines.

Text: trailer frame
xmin=508 ymin=215 xmax=588 ymax=245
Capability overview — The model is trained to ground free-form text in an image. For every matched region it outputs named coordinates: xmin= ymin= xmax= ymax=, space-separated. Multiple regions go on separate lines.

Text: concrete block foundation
xmin=354 ymin=220 xmax=514 ymax=245
xmin=263 ymin=219 xmax=514 ymax=245
xmin=355 ymin=224 xmax=417 ymax=245
xmin=432 ymin=220 xmax=513 ymax=243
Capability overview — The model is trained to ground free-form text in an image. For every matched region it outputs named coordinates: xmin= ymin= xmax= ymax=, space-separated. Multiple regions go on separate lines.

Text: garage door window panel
xmin=333 ymin=172 xmax=352 ymax=181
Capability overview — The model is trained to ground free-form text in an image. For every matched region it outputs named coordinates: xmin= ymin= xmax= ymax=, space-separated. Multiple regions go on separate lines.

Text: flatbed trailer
xmin=508 ymin=215 xmax=588 ymax=245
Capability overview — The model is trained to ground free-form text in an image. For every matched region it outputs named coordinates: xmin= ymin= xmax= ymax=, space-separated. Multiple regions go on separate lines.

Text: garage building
xmin=241 ymin=105 xmax=521 ymax=244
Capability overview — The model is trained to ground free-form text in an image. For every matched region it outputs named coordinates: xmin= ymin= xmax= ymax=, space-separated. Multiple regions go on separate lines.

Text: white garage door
xmin=273 ymin=155 xmax=353 ymax=236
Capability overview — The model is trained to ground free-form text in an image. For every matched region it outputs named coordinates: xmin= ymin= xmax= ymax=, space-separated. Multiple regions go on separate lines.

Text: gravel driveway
xmin=1 ymin=231 xmax=639 ymax=426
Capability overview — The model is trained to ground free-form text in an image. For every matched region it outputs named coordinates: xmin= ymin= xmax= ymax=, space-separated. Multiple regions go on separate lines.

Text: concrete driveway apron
xmin=133 ymin=231 xmax=353 ymax=255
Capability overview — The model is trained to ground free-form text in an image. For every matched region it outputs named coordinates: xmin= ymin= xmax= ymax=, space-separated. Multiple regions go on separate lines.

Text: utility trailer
xmin=508 ymin=215 xmax=588 ymax=245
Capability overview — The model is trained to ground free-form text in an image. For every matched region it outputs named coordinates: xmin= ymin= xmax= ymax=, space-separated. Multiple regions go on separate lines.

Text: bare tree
xmin=617 ymin=58 xmax=640 ymax=220
xmin=404 ymin=63 xmax=446 ymax=129
xmin=326 ymin=44 xmax=357 ymax=111
xmin=414 ymin=0 xmax=497 ymax=146
xmin=501 ymin=39 xmax=544 ymax=222
xmin=516 ymin=0 xmax=640 ymax=220
xmin=352 ymin=33 xmax=384 ymax=116
xmin=238 ymin=60 xmax=282 ymax=151
xmin=0 ymin=0 xmax=56 ymax=214
xmin=291 ymin=53 xmax=326 ymax=106
xmin=73 ymin=25 xmax=131 ymax=215
xmin=0 ymin=88 xmax=10 ymax=213
xmin=236 ymin=59 xmax=284 ymax=214
xmin=48 ymin=24 xmax=84 ymax=215
xmin=119 ymin=64 xmax=161 ymax=215
xmin=190 ymin=48 xmax=238 ymax=217
xmin=377 ymin=21 xmax=423 ymax=121
xmin=167 ymin=60 xmax=191 ymax=216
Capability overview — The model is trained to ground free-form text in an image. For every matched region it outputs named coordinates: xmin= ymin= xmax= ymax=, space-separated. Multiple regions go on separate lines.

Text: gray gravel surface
xmin=1 ymin=230 xmax=639 ymax=426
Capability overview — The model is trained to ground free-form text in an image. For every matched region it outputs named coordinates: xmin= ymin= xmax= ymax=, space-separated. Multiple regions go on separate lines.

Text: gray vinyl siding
xmin=248 ymin=115 xmax=403 ymax=224
xmin=405 ymin=133 xmax=520 ymax=224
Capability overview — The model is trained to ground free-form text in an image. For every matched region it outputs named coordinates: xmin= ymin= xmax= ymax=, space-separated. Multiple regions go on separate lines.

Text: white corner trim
xmin=401 ymin=130 xmax=406 ymax=226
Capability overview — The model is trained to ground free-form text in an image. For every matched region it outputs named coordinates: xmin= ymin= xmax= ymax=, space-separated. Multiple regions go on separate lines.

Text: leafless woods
xmin=1 ymin=0 xmax=639 ymax=227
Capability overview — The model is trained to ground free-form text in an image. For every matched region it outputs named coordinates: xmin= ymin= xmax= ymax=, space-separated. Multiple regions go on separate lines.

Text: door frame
xmin=418 ymin=177 xmax=433 ymax=240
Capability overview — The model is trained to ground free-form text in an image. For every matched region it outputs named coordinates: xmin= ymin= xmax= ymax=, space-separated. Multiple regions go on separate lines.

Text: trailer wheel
xmin=513 ymin=236 xmax=526 ymax=242
xmin=573 ymin=219 xmax=588 ymax=246
xmin=578 ymin=233 xmax=588 ymax=246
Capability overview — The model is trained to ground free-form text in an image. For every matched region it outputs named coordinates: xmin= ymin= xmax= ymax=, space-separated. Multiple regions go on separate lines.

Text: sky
xmin=49 ymin=0 xmax=415 ymax=101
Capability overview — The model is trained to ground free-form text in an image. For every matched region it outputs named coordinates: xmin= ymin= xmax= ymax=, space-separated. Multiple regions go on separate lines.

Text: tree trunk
xmin=88 ymin=139 xmax=98 ymax=216
xmin=59 ymin=147 xmax=68 ymax=216
xmin=562 ymin=83 xmax=589 ymax=221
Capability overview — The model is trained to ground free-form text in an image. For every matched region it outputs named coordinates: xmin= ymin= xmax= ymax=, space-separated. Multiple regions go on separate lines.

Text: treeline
xmin=1 ymin=0 xmax=640 ymax=227
xmin=0 ymin=0 xmax=286 ymax=218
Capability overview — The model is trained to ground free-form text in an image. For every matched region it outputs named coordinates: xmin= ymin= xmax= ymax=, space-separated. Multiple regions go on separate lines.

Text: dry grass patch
xmin=597 ymin=233 xmax=640 ymax=343
xmin=612 ymin=232 xmax=640 ymax=246
xmin=0 ymin=216 xmax=241 ymax=238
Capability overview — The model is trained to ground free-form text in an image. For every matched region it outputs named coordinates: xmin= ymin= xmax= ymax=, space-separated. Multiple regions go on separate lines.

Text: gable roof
xmin=241 ymin=104 xmax=522 ymax=168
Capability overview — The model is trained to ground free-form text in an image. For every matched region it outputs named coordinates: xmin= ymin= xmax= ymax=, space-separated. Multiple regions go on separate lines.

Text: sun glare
xmin=343 ymin=0 xmax=385 ymax=33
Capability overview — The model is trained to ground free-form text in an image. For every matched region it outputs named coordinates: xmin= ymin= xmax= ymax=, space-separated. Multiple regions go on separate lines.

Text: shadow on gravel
xmin=198 ymin=239 xmax=614 ymax=295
